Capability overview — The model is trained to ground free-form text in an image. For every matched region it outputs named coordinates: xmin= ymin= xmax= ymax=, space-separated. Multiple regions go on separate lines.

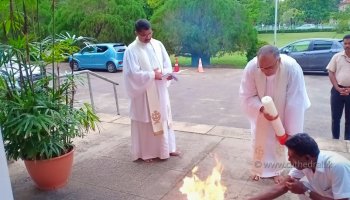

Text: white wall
xmin=0 ymin=130 xmax=14 ymax=200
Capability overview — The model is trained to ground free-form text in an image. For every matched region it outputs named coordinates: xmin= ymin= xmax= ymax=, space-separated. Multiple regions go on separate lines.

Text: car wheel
xmin=107 ymin=62 xmax=117 ymax=73
xmin=70 ymin=60 xmax=79 ymax=71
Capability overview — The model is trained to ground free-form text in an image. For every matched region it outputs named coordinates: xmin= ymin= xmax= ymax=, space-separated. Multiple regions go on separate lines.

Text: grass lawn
xmin=259 ymin=31 xmax=350 ymax=47
xmin=172 ymin=31 xmax=350 ymax=69
xmin=170 ymin=52 xmax=247 ymax=68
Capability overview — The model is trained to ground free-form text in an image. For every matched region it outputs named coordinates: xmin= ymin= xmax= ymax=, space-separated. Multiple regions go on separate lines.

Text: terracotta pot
xmin=24 ymin=147 xmax=75 ymax=190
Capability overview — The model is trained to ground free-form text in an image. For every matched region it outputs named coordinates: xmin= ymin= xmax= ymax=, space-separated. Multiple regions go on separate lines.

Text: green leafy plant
xmin=0 ymin=39 xmax=99 ymax=161
xmin=0 ymin=0 xmax=99 ymax=161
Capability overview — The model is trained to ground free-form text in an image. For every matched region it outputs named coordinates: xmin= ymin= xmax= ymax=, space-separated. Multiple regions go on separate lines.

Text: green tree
xmin=332 ymin=6 xmax=350 ymax=33
xmin=0 ymin=0 xmax=52 ymax=42
xmin=283 ymin=0 xmax=340 ymax=24
xmin=151 ymin=0 xmax=257 ymax=66
xmin=53 ymin=0 xmax=147 ymax=44
xmin=141 ymin=0 xmax=154 ymax=19
xmin=144 ymin=0 xmax=164 ymax=18
xmin=280 ymin=8 xmax=304 ymax=27
xmin=238 ymin=0 xmax=274 ymax=25
xmin=147 ymin=0 xmax=165 ymax=9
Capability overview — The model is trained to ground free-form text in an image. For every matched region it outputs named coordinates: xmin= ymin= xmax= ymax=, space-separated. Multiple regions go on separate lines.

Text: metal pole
xmin=0 ymin=129 xmax=14 ymax=200
xmin=86 ymin=73 xmax=95 ymax=112
xmin=274 ymin=0 xmax=278 ymax=46
xmin=113 ymin=84 xmax=120 ymax=115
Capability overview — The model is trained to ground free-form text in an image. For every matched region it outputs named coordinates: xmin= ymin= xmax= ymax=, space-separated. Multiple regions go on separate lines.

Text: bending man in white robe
xmin=123 ymin=19 xmax=179 ymax=162
xmin=239 ymin=45 xmax=311 ymax=183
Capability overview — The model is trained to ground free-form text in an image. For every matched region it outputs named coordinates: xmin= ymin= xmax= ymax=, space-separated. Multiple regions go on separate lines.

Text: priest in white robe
xmin=239 ymin=45 xmax=311 ymax=183
xmin=123 ymin=19 xmax=179 ymax=162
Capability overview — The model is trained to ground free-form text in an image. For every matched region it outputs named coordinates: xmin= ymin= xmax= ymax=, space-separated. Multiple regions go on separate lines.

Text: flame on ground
xmin=179 ymin=160 xmax=227 ymax=200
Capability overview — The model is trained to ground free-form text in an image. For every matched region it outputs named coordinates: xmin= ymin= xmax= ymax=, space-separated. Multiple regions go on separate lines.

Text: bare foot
xmin=252 ymin=175 xmax=260 ymax=181
xmin=273 ymin=175 xmax=284 ymax=184
xmin=169 ymin=151 xmax=181 ymax=156
xmin=251 ymin=175 xmax=283 ymax=183
xmin=144 ymin=159 xmax=153 ymax=163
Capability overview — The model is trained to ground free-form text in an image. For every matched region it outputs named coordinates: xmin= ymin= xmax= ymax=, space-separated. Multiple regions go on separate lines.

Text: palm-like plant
xmin=0 ymin=0 xmax=99 ymax=161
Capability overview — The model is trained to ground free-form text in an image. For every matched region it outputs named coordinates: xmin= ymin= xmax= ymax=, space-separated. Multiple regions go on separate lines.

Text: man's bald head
xmin=257 ymin=45 xmax=280 ymax=60
xmin=257 ymin=45 xmax=281 ymax=76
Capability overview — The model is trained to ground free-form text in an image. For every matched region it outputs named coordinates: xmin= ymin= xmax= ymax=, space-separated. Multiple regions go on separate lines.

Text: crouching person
xmin=248 ymin=133 xmax=350 ymax=200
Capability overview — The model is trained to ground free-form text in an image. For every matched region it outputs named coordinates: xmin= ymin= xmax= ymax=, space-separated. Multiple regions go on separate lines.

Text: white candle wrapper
xmin=261 ymin=96 xmax=285 ymax=136
xmin=271 ymin=119 xmax=285 ymax=136
xmin=261 ymin=96 xmax=278 ymax=117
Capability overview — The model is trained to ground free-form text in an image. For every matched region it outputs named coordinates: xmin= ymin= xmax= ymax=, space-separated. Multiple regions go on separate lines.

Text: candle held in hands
xmin=261 ymin=96 xmax=278 ymax=117
xmin=261 ymin=96 xmax=287 ymax=145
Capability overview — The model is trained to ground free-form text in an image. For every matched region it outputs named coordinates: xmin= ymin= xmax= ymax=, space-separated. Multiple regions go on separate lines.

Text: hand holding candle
xmin=261 ymin=96 xmax=288 ymax=145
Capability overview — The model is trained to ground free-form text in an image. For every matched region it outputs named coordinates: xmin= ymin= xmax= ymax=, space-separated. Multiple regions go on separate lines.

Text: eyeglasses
xmin=257 ymin=58 xmax=279 ymax=71
xmin=137 ymin=30 xmax=153 ymax=38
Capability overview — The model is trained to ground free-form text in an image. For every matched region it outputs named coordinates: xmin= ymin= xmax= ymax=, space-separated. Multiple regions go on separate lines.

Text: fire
xmin=179 ymin=160 xmax=227 ymax=200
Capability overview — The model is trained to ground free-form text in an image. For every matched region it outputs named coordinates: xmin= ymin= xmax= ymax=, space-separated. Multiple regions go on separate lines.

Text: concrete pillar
xmin=0 ymin=130 xmax=14 ymax=200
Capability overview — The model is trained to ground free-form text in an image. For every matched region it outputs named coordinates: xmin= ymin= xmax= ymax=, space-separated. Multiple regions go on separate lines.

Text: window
xmin=312 ymin=41 xmax=333 ymax=51
xmin=290 ymin=41 xmax=311 ymax=52
xmin=96 ymin=46 xmax=108 ymax=53
xmin=114 ymin=47 xmax=125 ymax=52
xmin=113 ymin=44 xmax=126 ymax=52
xmin=81 ymin=46 xmax=95 ymax=53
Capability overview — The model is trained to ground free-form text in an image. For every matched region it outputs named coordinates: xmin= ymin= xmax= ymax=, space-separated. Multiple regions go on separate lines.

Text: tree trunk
xmin=191 ymin=53 xmax=211 ymax=67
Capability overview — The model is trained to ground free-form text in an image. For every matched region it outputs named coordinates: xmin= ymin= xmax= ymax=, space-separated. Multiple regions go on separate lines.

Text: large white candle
xmin=270 ymin=119 xmax=285 ymax=137
xmin=261 ymin=96 xmax=285 ymax=137
xmin=261 ymin=96 xmax=278 ymax=117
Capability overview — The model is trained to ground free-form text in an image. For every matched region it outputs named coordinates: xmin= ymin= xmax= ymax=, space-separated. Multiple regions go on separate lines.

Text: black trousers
xmin=330 ymin=87 xmax=350 ymax=140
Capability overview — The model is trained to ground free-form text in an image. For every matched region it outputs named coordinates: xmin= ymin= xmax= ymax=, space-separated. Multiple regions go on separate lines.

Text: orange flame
xmin=180 ymin=160 xmax=226 ymax=200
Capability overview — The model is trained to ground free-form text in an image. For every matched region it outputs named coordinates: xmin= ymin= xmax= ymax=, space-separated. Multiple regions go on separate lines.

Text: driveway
xmin=62 ymin=64 xmax=336 ymax=139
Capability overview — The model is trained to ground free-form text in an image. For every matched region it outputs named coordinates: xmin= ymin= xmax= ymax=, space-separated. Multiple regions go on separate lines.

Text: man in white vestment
xmin=239 ymin=45 xmax=311 ymax=183
xmin=123 ymin=19 xmax=179 ymax=162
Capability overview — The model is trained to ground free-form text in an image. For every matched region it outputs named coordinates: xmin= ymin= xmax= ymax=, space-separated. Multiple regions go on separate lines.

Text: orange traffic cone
xmin=198 ymin=58 xmax=204 ymax=73
xmin=173 ymin=57 xmax=180 ymax=72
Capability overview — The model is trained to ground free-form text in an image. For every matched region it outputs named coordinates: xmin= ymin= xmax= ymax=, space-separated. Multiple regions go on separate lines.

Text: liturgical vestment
xmin=123 ymin=38 xmax=176 ymax=161
xmin=239 ymin=54 xmax=311 ymax=177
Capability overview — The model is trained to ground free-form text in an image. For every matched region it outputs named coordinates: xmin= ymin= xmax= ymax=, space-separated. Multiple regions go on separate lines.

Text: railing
xmin=59 ymin=70 xmax=120 ymax=115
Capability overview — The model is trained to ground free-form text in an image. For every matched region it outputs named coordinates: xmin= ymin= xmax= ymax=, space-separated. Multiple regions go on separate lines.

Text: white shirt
xmin=289 ymin=151 xmax=350 ymax=199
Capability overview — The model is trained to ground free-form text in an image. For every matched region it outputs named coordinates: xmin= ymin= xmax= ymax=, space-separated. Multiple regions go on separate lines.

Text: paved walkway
xmin=8 ymin=113 xmax=350 ymax=200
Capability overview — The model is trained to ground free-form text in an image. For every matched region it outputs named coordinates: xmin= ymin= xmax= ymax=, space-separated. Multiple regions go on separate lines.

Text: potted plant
xmin=0 ymin=2 xmax=99 ymax=190
xmin=0 ymin=38 xmax=99 ymax=190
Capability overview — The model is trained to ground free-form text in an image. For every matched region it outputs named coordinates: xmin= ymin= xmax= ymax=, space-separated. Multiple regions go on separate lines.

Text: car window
xmin=113 ymin=44 xmax=126 ymax=52
xmin=81 ymin=46 xmax=95 ymax=53
xmin=113 ymin=44 xmax=125 ymax=47
xmin=96 ymin=46 xmax=108 ymax=53
xmin=312 ymin=41 xmax=333 ymax=51
xmin=289 ymin=40 xmax=311 ymax=52
xmin=338 ymin=40 xmax=344 ymax=48
xmin=114 ymin=47 xmax=125 ymax=52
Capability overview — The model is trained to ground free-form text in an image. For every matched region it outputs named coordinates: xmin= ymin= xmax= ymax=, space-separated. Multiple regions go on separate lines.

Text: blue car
xmin=69 ymin=43 xmax=126 ymax=72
